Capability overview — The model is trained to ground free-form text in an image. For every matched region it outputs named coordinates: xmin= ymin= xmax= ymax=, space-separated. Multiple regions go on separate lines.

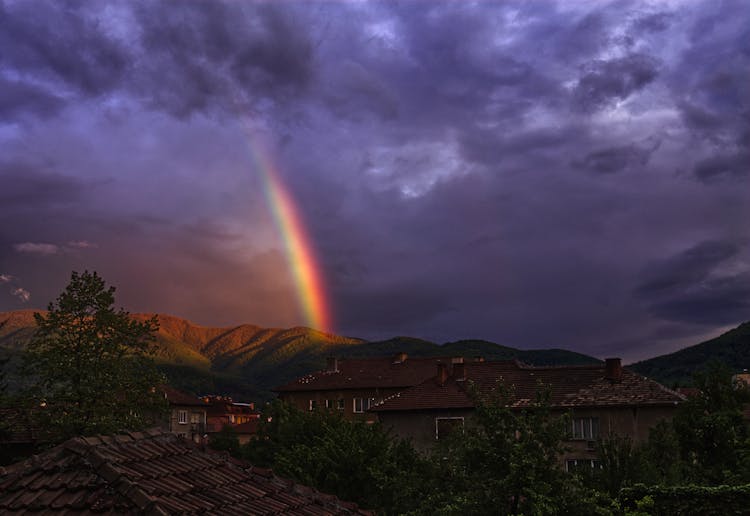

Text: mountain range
xmin=1 ymin=310 xmax=597 ymax=400
xmin=630 ymin=322 xmax=750 ymax=387
xmin=2 ymin=309 xmax=749 ymax=400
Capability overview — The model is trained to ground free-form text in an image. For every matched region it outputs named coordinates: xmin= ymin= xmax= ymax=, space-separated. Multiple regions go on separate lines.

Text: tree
xmin=671 ymin=361 xmax=750 ymax=485
xmin=23 ymin=271 xmax=167 ymax=439
xmin=639 ymin=419 xmax=683 ymax=486
xmin=210 ymin=424 xmax=240 ymax=456
xmin=243 ymin=400 xmax=429 ymax=514
xmin=590 ymin=435 xmax=647 ymax=497
xmin=419 ymin=383 xmax=609 ymax=515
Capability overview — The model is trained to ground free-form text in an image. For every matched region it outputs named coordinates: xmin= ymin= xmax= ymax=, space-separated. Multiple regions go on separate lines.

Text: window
xmin=566 ymin=459 xmax=602 ymax=472
xmin=190 ymin=412 xmax=201 ymax=424
xmin=435 ymin=417 xmax=464 ymax=440
xmin=308 ymin=399 xmax=317 ymax=412
xmin=178 ymin=410 xmax=188 ymax=424
xmin=571 ymin=417 xmax=599 ymax=440
xmin=366 ymin=397 xmax=377 ymax=410
xmin=325 ymin=399 xmax=334 ymax=409
xmin=337 ymin=399 xmax=345 ymax=410
xmin=353 ymin=398 xmax=364 ymax=413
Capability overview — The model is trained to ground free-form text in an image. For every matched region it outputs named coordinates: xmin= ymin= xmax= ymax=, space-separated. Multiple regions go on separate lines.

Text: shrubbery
xmin=619 ymin=484 xmax=750 ymax=516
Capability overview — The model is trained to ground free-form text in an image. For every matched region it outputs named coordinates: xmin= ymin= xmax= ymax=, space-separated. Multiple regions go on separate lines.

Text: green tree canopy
xmin=672 ymin=361 xmax=750 ymax=484
xmin=243 ymin=400 xmax=429 ymax=514
xmin=23 ymin=271 xmax=166 ymax=439
xmin=419 ymin=383 xmax=607 ymax=515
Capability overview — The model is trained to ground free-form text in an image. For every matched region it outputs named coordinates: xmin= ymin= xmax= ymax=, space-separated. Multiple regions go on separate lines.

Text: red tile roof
xmin=371 ymin=360 xmax=685 ymax=412
xmin=274 ymin=356 xmax=461 ymax=392
xmin=161 ymin=386 xmax=206 ymax=407
xmin=0 ymin=429 xmax=370 ymax=514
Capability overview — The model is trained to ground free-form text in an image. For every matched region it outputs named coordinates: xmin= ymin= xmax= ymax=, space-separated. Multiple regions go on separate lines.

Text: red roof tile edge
xmin=0 ymin=428 xmax=373 ymax=515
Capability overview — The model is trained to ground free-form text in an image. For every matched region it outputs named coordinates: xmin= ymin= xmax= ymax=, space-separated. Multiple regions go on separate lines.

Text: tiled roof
xmin=274 ymin=356 xmax=459 ymax=392
xmin=161 ymin=386 xmax=206 ymax=407
xmin=204 ymin=401 xmax=257 ymax=418
xmin=0 ymin=429 xmax=370 ymax=515
xmin=371 ymin=361 xmax=685 ymax=412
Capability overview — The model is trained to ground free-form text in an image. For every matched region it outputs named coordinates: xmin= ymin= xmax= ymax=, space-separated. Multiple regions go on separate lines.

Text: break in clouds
xmin=0 ymin=0 xmax=748 ymax=361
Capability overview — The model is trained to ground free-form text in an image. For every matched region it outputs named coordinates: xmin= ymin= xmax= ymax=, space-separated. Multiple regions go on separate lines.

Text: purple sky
xmin=1 ymin=0 xmax=748 ymax=362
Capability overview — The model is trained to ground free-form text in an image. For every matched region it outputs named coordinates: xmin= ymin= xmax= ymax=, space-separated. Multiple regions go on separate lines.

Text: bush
xmin=619 ymin=484 xmax=750 ymax=516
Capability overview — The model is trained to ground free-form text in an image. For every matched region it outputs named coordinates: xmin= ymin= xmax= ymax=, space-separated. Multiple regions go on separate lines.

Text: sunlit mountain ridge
xmin=9 ymin=311 xmax=748 ymax=399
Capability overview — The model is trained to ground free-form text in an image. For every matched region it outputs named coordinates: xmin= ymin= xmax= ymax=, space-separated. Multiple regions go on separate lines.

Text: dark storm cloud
xmin=635 ymin=241 xmax=750 ymax=325
xmin=459 ymin=126 xmax=577 ymax=167
xmin=572 ymin=54 xmax=659 ymax=112
xmin=131 ymin=1 xmax=315 ymax=117
xmin=632 ymin=12 xmax=673 ymax=34
xmin=338 ymin=284 xmax=454 ymax=333
xmin=646 ymin=274 xmax=750 ymax=326
xmin=0 ymin=0 xmax=128 ymax=96
xmin=0 ymin=162 xmax=82 ymax=206
xmin=0 ymin=77 xmax=63 ymax=118
xmin=573 ymin=138 xmax=661 ymax=174
xmin=1 ymin=0 xmax=749 ymax=362
xmin=635 ymin=241 xmax=739 ymax=297
xmin=0 ymin=0 xmax=315 ymax=119
xmin=693 ymin=152 xmax=750 ymax=182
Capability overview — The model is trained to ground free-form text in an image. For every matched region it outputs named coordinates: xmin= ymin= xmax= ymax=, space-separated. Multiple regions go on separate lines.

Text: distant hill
xmin=0 ymin=310 xmax=600 ymax=401
xmin=339 ymin=337 xmax=599 ymax=366
xmin=630 ymin=322 xmax=750 ymax=387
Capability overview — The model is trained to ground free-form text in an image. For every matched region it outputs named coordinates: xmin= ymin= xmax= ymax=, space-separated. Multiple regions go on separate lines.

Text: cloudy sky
xmin=1 ymin=0 xmax=748 ymax=361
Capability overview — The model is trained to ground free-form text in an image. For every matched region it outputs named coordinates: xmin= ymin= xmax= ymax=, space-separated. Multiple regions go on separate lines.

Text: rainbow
xmin=243 ymin=133 xmax=332 ymax=333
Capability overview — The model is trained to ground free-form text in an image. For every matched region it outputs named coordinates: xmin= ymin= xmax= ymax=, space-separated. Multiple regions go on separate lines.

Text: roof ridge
xmin=516 ymin=362 xmax=603 ymax=370
xmin=631 ymin=371 xmax=688 ymax=402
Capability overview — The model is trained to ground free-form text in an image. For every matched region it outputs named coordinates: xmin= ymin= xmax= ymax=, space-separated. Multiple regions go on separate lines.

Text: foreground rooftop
xmin=0 ymin=429 xmax=370 ymax=515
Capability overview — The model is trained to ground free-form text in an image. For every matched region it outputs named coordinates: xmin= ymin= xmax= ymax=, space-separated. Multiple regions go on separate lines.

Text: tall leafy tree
xmin=244 ymin=400 xmax=429 ymax=514
xmin=24 ymin=271 xmax=167 ymax=439
xmin=419 ymin=384 xmax=608 ymax=515
xmin=672 ymin=361 xmax=750 ymax=484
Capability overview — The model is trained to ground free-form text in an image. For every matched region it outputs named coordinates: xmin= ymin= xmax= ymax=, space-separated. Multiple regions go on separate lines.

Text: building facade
xmin=275 ymin=354 xmax=465 ymax=422
xmin=160 ymin=386 xmax=207 ymax=443
xmin=370 ymin=358 xmax=685 ymax=468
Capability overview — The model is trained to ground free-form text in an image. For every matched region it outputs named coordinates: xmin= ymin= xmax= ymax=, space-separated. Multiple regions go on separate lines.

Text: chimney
xmin=453 ymin=361 xmax=466 ymax=381
xmin=326 ymin=356 xmax=339 ymax=373
xmin=437 ymin=362 xmax=448 ymax=386
xmin=393 ymin=352 xmax=408 ymax=364
xmin=605 ymin=358 xmax=622 ymax=382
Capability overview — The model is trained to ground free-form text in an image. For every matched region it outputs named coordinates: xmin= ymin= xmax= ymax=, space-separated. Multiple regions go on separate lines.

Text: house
xmin=370 ymin=358 xmax=685 ymax=469
xmin=274 ymin=353 xmax=466 ymax=421
xmin=0 ymin=428 xmax=371 ymax=514
xmin=202 ymin=395 xmax=259 ymax=432
xmin=200 ymin=395 xmax=262 ymax=444
xmin=160 ymin=386 xmax=207 ymax=443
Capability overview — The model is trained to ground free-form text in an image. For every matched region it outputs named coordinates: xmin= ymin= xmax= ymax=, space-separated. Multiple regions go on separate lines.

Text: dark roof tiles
xmin=275 ymin=356 xmax=461 ymax=392
xmin=161 ymin=386 xmax=206 ymax=407
xmin=0 ymin=429 xmax=371 ymax=515
xmin=371 ymin=360 xmax=685 ymax=412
